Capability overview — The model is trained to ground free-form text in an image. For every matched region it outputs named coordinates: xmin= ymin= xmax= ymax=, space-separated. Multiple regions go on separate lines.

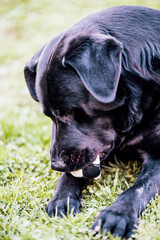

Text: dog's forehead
xmin=35 ymin=37 xmax=86 ymax=112
xmin=49 ymin=64 xmax=92 ymax=111
xmin=37 ymin=57 xmax=90 ymax=113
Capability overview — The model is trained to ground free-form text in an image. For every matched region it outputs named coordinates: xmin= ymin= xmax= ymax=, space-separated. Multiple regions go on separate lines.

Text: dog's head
xmin=24 ymin=33 xmax=123 ymax=172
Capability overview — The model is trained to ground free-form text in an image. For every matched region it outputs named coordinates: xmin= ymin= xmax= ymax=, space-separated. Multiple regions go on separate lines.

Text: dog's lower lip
xmin=99 ymin=152 xmax=108 ymax=161
xmin=100 ymin=152 xmax=105 ymax=158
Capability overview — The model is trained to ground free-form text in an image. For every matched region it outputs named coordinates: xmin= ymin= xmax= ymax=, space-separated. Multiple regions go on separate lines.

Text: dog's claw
xmin=45 ymin=194 xmax=81 ymax=218
xmin=92 ymin=206 xmax=138 ymax=239
xmin=93 ymin=225 xmax=100 ymax=233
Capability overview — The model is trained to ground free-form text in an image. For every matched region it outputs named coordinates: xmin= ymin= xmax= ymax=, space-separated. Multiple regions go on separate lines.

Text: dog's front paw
xmin=92 ymin=205 xmax=138 ymax=239
xmin=45 ymin=193 xmax=82 ymax=218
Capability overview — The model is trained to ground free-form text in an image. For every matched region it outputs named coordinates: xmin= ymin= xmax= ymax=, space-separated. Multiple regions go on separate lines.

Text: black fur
xmin=24 ymin=6 xmax=160 ymax=239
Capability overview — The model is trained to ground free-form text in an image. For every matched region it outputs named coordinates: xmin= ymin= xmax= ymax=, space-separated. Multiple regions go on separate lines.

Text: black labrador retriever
xmin=24 ymin=6 xmax=160 ymax=239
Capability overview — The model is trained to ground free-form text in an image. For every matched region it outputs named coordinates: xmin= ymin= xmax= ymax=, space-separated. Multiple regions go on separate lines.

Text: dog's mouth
xmin=70 ymin=154 xmax=101 ymax=178
xmin=99 ymin=151 xmax=108 ymax=161
xmin=51 ymin=144 xmax=113 ymax=173
xmin=70 ymin=149 xmax=112 ymax=179
xmin=69 ymin=148 xmax=111 ymax=173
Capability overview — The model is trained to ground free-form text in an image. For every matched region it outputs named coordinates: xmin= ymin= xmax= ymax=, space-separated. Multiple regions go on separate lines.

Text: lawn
xmin=0 ymin=0 xmax=160 ymax=239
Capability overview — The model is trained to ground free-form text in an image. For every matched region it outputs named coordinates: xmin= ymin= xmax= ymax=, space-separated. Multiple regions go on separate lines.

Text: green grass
xmin=0 ymin=0 xmax=160 ymax=239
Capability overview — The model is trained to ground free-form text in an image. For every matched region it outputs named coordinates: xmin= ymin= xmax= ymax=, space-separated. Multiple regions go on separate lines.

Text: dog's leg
xmin=92 ymin=155 xmax=160 ymax=239
xmin=45 ymin=173 xmax=88 ymax=217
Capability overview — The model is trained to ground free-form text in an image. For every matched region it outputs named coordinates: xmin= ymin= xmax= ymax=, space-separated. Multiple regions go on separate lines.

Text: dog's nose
xmin=51 ymin=158 xmax=68 ymax=172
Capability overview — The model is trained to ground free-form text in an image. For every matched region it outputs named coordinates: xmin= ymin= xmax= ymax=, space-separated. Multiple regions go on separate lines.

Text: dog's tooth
xmin=70 ymin=169 xmax=83 ymax=178
xmin=92 ymin=154 xmax=100 ymax=165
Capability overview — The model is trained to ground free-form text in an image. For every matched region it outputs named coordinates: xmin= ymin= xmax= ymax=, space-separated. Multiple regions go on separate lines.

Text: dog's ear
xmin=24 ymin=45 xmax=46 ymax=102
xmin=63 ymin=34 xmax=123 ymax=103
xmin=24 ymin=33 xmax=63 ymax=102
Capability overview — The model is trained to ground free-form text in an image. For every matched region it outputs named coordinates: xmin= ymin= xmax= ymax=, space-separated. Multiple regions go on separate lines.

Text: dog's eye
xmin=63 ymin=110 xmax=73 ymax=117
xmin=73 ymin=108 xmax=90 ymax=124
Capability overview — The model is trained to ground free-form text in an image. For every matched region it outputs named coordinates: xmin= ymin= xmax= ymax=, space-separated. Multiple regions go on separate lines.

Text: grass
xmin=0 ymin=0 xmax=160 ymax=239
